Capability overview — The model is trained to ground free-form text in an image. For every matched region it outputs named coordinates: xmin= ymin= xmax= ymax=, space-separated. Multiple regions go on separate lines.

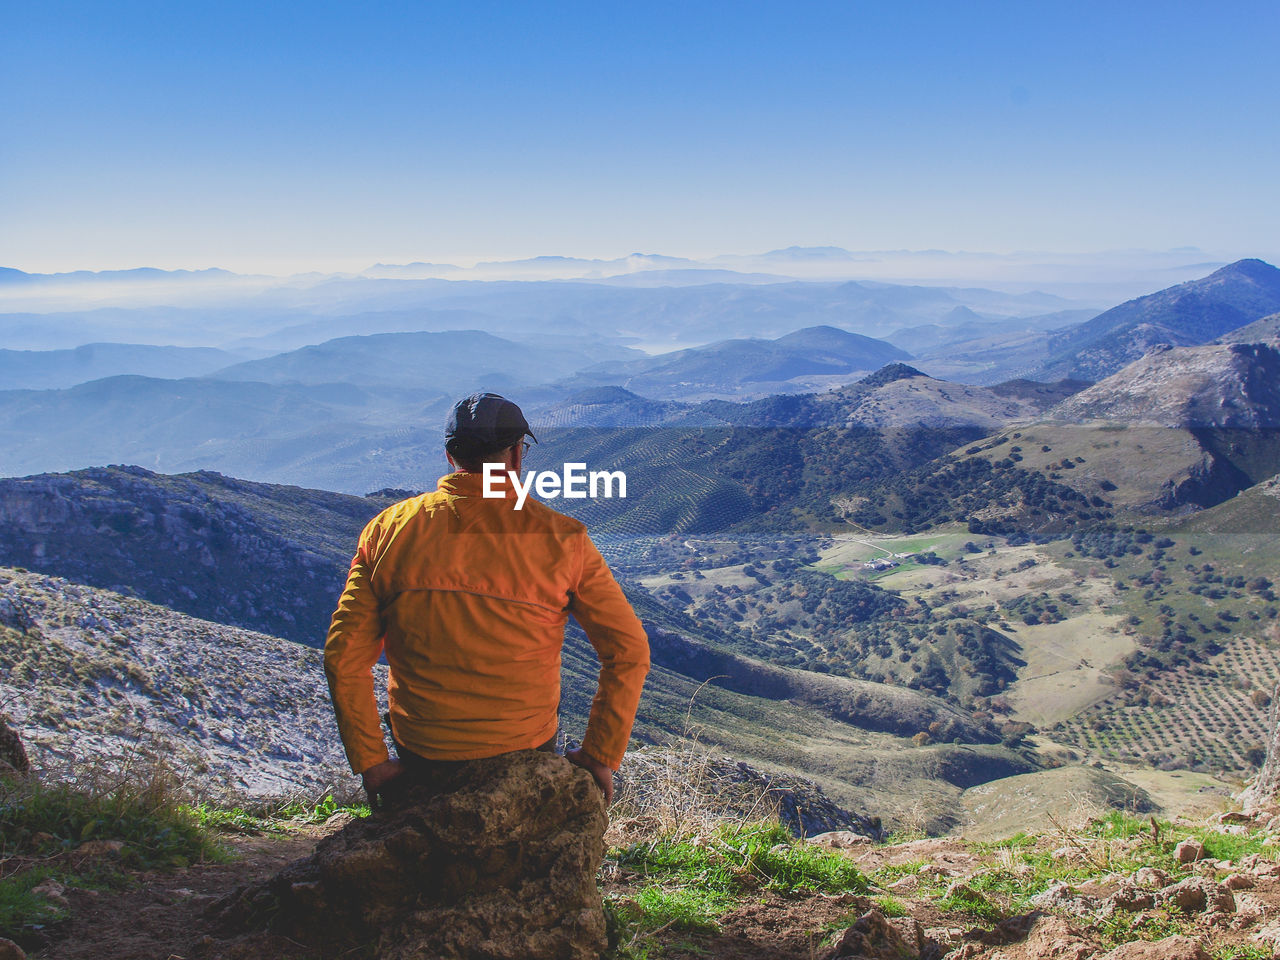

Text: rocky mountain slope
xmin=1049 ymin=341 xmax=1280 ymax=429
xmin=1219 ymin=310 xmax=1280 ymax=344
xmin=1038 ymin=258 xmax=1280 ymax=381
xmin=0 ymin=567 xmax=356 ymax=796
xmin=0 ymin=466 xmax=385 ymax=644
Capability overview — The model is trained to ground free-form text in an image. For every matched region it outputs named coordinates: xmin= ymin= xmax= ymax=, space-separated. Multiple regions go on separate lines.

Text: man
xmin=325 ymin=392 xmax=649 ymax=806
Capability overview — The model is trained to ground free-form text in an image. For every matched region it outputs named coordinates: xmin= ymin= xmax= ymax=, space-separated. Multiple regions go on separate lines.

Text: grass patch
xmin=608 ymin=820 xmax=867 ymax=949
xmin=0 ymin=771 xmax=221 ymax=869
xmin=617 ymin=821 xmax=868 ymax=897
xmin=871 ymin=894 xmax=910 ymax=918
xmin=0 ymin=868 xmax=69 ymax=941
xmin=189 ymin=793 xmax=369 ymax=834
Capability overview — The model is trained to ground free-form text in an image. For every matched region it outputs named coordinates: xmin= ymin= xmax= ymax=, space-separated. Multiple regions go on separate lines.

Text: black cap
xmin=445 ymin=393 xmax=538 ymax=452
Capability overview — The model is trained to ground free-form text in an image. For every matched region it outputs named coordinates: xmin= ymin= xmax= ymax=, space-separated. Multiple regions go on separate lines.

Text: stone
xmin=826 ymin=908 xmax=928 ymax=959
xmin=1175 ymin=838 xmax=1206 ymax=864
xmin=0 ymin=718 xmax=29 ymax=776
xmin=1223 ymin=872 xmax=1256 ymax=891
xmin=1159 ymin=876 xmax=1234 ymax=914
xmin=209 ymin=750 xmax=607 ymax=960
xmin=1029 ymin=882 xmax=1099 ymax=917
xmin=1234 ymin=893 xmax=1267 ymax=922
xmin=1096 ymin=936 xmax=1210 ymax=959
xmin=0 ymin=939 xmax=26 ymax=960
xmin=74 ymin=839 xmax=125 ymax=858
xmin=986 ymin=914 xmax=1095 ymax=960
xmin=809 ymin=830 xmax=873 ymax=851
xmin=31 ymin=878 xmax=70 ymax=911
xmin=1105 ymin=882 xmax=1154 ymax=912
xmin=1133 ymin=866 xmax=1170 ymax=888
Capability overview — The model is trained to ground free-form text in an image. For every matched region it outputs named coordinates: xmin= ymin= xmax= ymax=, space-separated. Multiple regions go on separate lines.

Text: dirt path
xmin=34 ymin=830 xmax=324 ymax=960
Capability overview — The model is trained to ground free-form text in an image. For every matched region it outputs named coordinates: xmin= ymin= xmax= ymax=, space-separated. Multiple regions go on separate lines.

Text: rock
xmin=322 ymin=811 xmax=357 ymax=830
xmin=1234 ymin=893 xmax=1267 ymax=922
xmin=1105 ymin=882 xmax=1154 ymax=912
xmin=1175 ymin=838 xmax=1206 ymax=863
xmin=30 ymin=878 xmax=70 ymax=910
xmin=826 ymin=908 xmax=930 ymax=960
xmin=980 ymin=914 xmax=1096 ymax=960
xmin=209 ymin=751 xmax=607 ymax=960
xmin=944 ymin=881 xmax=985 ymax=903
xmin=1159 ymin=876 xmax=1234 ymax=914
xmin=0 ymin=939 xmax=26 ymax=960
xmin=809 ymin=830 xmax=873 ymax=851
xmin=1223 ymin=872 xmax=1256 ymax=891
xmin=1132 ymin=866 xmax=1171 ymax=888
xmin=74 ymin=839 xmax=125 ymax=858
xmin=1253 ymin=921 xmax=1280 ymax=949
xmin=1030 ymin=882 xmax=1099 ymax=917
xmin=1096 ymin=936 xmax=1210 ymax=959
xmin=0 ymin=718 xmax=29 ymax=775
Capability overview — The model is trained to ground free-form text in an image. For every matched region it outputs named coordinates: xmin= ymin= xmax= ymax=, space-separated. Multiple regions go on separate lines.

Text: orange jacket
xmin=324 ymin=470 xmax=650 ymax=774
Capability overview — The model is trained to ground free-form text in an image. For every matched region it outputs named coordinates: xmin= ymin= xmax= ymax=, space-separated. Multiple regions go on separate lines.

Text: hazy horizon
xmin=5 ymin=2 xmax=1277 ymax=276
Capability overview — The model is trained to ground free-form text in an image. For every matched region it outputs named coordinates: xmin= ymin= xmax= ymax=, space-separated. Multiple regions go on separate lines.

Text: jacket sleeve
xmin=324 ymin=527 xmax=390 ymax=774
xmin=568 ymin=534 xmax=650 ymax=770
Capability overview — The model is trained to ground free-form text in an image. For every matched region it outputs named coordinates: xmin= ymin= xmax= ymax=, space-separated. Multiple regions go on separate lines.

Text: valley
xmin=2 ymin=257 xmax=1279 ymax=842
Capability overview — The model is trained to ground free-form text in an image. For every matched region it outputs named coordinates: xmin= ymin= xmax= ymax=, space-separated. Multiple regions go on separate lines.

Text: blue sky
xmin=3 ymin=1 xmax=1278 ymax=272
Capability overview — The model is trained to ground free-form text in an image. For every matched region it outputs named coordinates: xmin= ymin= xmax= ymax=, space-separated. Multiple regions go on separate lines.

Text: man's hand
xmin=566 ymin=748 xmax=614 ymax=805
xmin=361 ymin=758 xmax=404 ymax=807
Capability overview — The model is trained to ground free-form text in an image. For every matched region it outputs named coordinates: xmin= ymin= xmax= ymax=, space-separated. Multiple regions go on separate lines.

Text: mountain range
xmin=1037 ymin=259 xmax=1280 ymax=381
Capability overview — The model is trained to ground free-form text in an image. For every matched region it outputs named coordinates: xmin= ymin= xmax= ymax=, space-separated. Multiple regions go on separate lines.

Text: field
xmin=623 ymin=510 xmax=1280 ymax=819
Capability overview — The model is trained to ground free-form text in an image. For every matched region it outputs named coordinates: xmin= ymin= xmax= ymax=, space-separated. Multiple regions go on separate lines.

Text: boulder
xmin=0 ymin=938 xmax=27 ymax=960
xmin=1096 ymin=936 xmax=1210 ymax=959
xmin=209 ymin=750 xmax=607 ymax=960
xmin=825 ymin=908 xmax=932 ymax=959
xmin=0 ymin=717 xmax=29 ymax=776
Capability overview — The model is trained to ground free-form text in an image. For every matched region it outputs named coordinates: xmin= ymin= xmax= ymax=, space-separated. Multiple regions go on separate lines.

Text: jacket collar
xmin=437 ymin=469 xmax=520 ymax=500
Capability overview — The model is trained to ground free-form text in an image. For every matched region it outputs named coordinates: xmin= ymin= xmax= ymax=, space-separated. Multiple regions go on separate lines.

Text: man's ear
xmin=504 ymin=443 xmax=522 ymax=473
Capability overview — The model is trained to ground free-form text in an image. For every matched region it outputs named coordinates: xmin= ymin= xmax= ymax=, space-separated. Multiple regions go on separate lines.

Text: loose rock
xmin=1096 ymin=936 xmax=1210 ymax=959
xmin=1176 ymin=839 xmax=1207 ymax=864
xmin=0 ymin=718 xmax=29 ymax=775
xmin=825 ymin=908 xmax=928 ymax=960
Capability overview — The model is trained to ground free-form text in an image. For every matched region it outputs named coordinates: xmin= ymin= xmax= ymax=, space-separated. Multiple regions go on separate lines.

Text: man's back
xmin=326 ymin=468 xmax=649 ymax=777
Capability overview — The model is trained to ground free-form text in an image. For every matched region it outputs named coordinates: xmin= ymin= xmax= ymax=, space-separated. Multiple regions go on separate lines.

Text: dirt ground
xmin=25 ymin=830 xmax=324 ymax=960
xmin=22 ymin=821 xmax=1280 ymax=960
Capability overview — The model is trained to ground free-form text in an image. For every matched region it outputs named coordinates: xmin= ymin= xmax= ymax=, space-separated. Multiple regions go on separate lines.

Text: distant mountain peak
xmin=858 ymin=363 xmax=930 ymax=388
xmin=1208 ymin=258 xmax=1280 ymax=283
xmin=760 ymin=246 xmax=855 ymax=261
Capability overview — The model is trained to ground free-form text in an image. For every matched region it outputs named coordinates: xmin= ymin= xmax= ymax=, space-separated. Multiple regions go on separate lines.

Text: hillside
xmin=555 ymin=325 xmax=912 ymax=401
xmin=0 ymin=464 xmax=1056 ymax=830
xmin=0 ymin=342 xmax=242 ymax=390
xmin=1220 ymin=310 xmax=1280 ymax=344
xmin=1050 ymin=341 xmax=1280 ymax=429
xmin=0 ymin=466 xmax=384 ymax=644
xmin=1037 ymin=259 xmax=1280 ymax=381
xmin=207 ymin=329 xmax=637 ymax=390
